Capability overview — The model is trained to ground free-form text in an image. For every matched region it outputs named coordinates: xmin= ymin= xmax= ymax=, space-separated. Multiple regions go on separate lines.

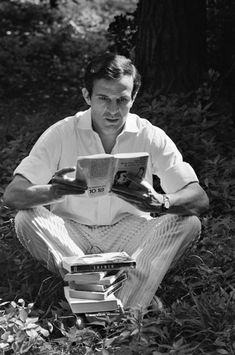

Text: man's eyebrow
xmin=96 ymin=93 xmax=131 ymax=99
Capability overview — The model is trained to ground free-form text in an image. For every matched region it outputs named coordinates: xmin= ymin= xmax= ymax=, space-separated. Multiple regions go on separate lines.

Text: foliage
xmin=207 ymin=0 xmax=235 ymax=72
xmin=107 ymin=0 xmax=235 ymax=82
xmin=1 ymin=294 xmax=234 ymax=354
xmin=1 ymin=87 xmax=234 ymax=354
xmin=107 ymin=11 xmax=137 ymax=58
xmin=0 ymin=0 xmax=138 ymax=139
xmin=0 ymin=0 xmax=235 ymax=354
xmin=0 ymin=298 xmax=49 ymax=354
xmin=0 ymin=0 xmax=112 ymax=139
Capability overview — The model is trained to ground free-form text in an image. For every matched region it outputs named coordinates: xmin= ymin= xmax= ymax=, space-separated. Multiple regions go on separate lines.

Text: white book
xmin=64 ymin=286 xmax=122 ymax=314
xmin=62 ymin=252 xmax=136 ymax=273
xmin=64 ymin=271 xmax=107 ymax=283
xmin=75 ymin=152 xmax=149 ymax=197
xmin=69 ymin=280 xmax=123 ymax=300
xmin=69 ymin=271 xmax=127 ymax=291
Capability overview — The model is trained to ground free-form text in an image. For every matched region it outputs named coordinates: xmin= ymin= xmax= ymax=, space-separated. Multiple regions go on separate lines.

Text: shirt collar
xmin=123 ymin=113 xmax=139 ymax=133
xmin=76 ymin=108 xmax=139 ymax=133
xmin=76 ymin=109 xmax=93 ymax=130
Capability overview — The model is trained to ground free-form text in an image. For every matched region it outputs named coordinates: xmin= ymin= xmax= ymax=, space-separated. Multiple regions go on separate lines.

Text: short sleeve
xmin=150 ymin=127 xmax=198 ymax=193
xmin=14 ymin=125 xmax=62 ymax=184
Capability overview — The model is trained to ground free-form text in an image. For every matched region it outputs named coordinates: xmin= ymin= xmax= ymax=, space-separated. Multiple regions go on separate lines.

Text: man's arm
xmin=3 ymin=169 xmax=87 ymax=210
xmin=163 ymin=182 xmax=209 ymax=216
xmin=112 ymin=178 xmax=209 ymax=216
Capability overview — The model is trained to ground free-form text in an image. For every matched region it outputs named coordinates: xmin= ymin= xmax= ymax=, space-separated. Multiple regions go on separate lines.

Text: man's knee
xmin=159 ymin=214 xmax=201 ymax=244
xmin=14 ymin=209 xmax=33 ymax=247
xmin=15 ymin=209 xmax=34 ymax=234
xmin=181 ymin=215 xmax=201 ymax=244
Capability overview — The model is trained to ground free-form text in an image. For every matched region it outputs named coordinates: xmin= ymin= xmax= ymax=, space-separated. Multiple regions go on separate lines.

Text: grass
xmin=0 ymin=0 xmax=235 ymax=354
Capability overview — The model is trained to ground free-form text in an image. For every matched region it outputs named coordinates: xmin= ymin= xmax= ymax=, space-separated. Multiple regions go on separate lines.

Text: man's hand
xmin=51 ymin=168 xmax=87 ymax=198
xmin=111 ymin=174 xmax=163 ymax=212
xmin=3 ymin=170 xmax=88 ymax=210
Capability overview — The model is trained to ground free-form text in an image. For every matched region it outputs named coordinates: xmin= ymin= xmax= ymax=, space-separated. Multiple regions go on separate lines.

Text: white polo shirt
xmin=14 ymin=109 xmax=198 ymax=225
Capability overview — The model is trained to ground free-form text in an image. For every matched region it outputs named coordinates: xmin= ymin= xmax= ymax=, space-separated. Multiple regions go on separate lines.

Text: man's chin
xmin=109 ymin=121 xmax=125 ymax=130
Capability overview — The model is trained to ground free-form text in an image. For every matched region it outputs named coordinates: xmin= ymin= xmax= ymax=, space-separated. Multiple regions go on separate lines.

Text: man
xmin=3 ymin=53 xmax=209 ymax=309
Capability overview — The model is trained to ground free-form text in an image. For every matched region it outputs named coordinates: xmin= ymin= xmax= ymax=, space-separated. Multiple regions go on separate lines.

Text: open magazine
xmin=75 ymin=152 xmax=149 ymax=198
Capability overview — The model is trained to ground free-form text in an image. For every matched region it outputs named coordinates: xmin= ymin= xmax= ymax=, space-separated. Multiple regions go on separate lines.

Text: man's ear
xmin=82 ymin=88 xmax=91 ymax=106
xmin=132 ymin=91 xmax=138 ymax=104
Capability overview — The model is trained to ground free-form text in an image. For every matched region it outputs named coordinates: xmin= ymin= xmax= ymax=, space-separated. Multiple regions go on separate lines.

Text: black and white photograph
xmin=0 ymin=1 xmax=234 ymax=354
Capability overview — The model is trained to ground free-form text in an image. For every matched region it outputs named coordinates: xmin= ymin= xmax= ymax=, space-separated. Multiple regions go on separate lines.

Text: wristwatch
xmin=162 ymin=194 xmax=170 ymax=211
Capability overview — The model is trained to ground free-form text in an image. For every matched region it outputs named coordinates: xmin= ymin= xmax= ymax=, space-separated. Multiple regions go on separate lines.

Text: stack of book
xmin=62 ymin=251 xmax=136 ymax=314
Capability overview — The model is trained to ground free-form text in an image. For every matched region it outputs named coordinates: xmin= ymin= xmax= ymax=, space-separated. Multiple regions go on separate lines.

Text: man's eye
xmin=99 ymin=96 xmax=108 ymax=101
xmin=119 ymin=98 xmax=128 ymax=103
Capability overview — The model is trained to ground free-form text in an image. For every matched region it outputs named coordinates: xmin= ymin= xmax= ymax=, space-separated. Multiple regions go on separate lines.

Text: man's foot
xmin=57 ymin=314 xmax=87 ymax=330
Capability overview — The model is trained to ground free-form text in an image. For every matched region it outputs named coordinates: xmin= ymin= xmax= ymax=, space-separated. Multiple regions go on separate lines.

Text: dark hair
xmin=84 ymin=52 xmax=141 ymax=99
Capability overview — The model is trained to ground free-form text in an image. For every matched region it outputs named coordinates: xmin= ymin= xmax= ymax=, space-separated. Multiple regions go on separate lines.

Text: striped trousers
xmin=15 ymin=207 xmax=201 ymax=309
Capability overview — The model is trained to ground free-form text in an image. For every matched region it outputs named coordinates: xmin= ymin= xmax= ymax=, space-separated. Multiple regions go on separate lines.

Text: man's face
xmin=82 ymin=75 xmax=135 ymax=137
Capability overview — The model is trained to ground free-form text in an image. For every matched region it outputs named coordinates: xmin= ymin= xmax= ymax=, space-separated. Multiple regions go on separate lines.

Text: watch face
xmin=165 ymin=200 xmax=170 ymax=209
xmin=164 ymin=195 xmax=170 ymax=209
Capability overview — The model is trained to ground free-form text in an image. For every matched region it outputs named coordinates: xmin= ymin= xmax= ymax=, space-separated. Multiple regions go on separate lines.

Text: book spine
xmin=69 ymin=282 xmax=106 ymax=292
xmin=64 ymin=271 xmax=107 ymax=283
xmin=70 ymin=262 xmax=136 ymax=273
xmin=69 ymin=282 xmax=123 ymax=300
xmin=70 ymin=272 xmax=127 ymax=291
xmin=105 ymin=282 xmax=123 ymax=298
xmin=70 ymin=301 xmax=119 ymax=314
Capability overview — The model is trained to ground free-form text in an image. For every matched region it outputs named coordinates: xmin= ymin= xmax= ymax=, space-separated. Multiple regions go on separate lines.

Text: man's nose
xmin=107 ymin=100 xmax=119 ymax=114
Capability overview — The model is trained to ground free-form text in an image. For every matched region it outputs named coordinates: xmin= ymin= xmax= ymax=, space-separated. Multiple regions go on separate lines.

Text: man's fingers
xmin=116 ymin=193 xmax=157 ymax=212
xmin=54 ymin=183 xmax=87 ymax=192
xmin=125 ymin=174 xmax=147 ymax=191
xmin=55 ymin=167 xmax=76 ymax=177
xmin=52 ymin=167 xmax=88 ymax=190
xmin=53 ymin=184 xmax=86 ymax=195
xmin=112 ymin=186 xmax=162 ymax=213
xmin=51 ymin=176 xmax=87 ymax=190
xmin=112 ymin=186 xmax=138 ymax=199
xmin=112 ymin=187 xmax=148 ymax=203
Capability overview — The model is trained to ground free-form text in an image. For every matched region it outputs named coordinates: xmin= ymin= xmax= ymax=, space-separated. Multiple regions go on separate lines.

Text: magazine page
xmin=112 ymin=152 xmax=149 ymax=189
xmin=76 ymin=154 xmax=114 ymax=197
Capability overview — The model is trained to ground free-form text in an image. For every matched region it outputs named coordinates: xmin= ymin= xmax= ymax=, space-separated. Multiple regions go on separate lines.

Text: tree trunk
xmin=50 ymin=0 xmax=59 ymax=9
xmin=134 ymin=0 xmax=206 ymax=94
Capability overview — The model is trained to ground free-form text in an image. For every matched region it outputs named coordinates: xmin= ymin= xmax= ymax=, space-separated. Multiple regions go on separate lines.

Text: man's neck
xmin=98 ymin=133 xmax=117 ymax=154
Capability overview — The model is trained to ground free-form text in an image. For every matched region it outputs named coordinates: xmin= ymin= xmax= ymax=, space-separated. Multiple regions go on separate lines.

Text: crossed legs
xmin=15 ymin=207 xmax=201 ymax=309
